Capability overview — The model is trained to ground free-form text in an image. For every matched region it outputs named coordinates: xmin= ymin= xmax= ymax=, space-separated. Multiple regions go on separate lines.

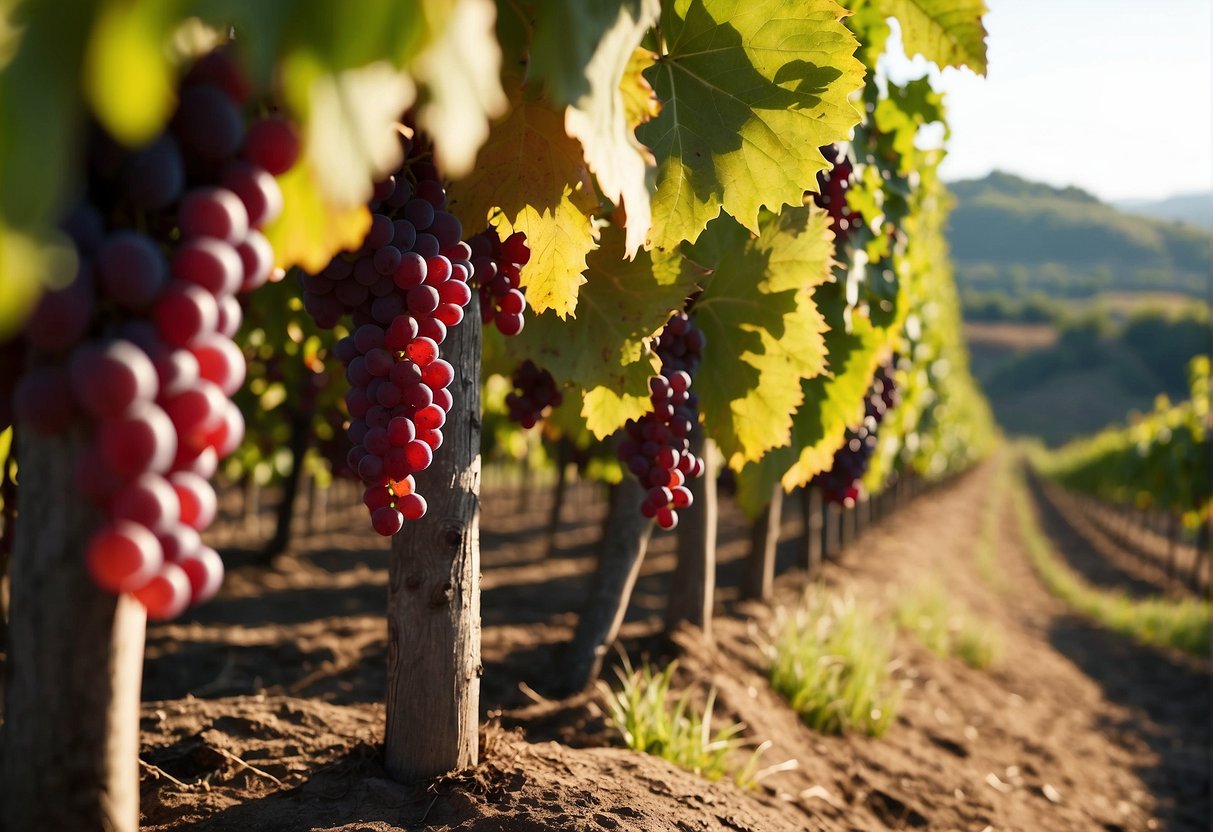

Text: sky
xmin=881 ymin=0 xmax=1213 ymax=202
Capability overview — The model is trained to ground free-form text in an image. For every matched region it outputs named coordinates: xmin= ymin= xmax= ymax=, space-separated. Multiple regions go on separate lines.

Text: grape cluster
xmin=813 ymin=144 xmax=863 ymax=246
xmin=299 ymin=152 xmax=472 ymax=336
xmin=2 ymin=49 xmax=299 ymax=619
xmin=505 ymin=360 xmax=562 ymax=428
xmin=814 ymin=362 xmax=899 ymax=507
xmin=468 ymin=228 xmax=530 ymax=336
xmin=303 ymin=143 xmax=491 ymax=535
xmin=616 ymin=312 xmax=707 ymax=530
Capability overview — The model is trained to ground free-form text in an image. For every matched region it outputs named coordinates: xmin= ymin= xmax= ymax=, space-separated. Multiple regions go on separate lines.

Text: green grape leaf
xmin=876 ymin=0 xmax=988 ymax=75
xmin=534 ymin=0 xmax=660 ymax=256
xmin=734 ymin=285 xmax=888 ymax=517
xmin=638 ymin=0 xmax=865 ymax=251
xmin=412 ymin=0 xmax=508 ymax=177
xmin=503 ymin=223 xmax=699 ymax=436
xmin=447 ymin=89 xmax=599 ymax=318
xmin=688 ymin=206 xmax=836 ymax=468
xmin=83 ymin=0 xmax=183 ymax=146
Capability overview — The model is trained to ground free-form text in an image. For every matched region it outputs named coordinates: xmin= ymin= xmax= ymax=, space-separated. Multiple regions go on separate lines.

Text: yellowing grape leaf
xmin=621 ymin=48 xmax=662 ymax=129
xmin=412 ymin=0 xmax=508 ymax=177
xmin=688 ymin=206 xmax=836 ymax=467
xmin=447 ymin=92 xmax=599 ymax=318
xmin=263 ymin=163 xmax=371 ymax=273
xmin=582 ymin=387 xmax=652 ymax=439
xmin=564 ymin=5 xmax=659 ymax=257
xmin=638 ymin=0 xmax=865 ymax=251
xmin=503 ymin=224 xmax=698 ymax=437
xmin=877 ymin=0 xmax=988 ymax=75
xmin=83 ymin=0 xmax=181 ymax=146
xmin=734 ymin=283 xmax=889 ymax=517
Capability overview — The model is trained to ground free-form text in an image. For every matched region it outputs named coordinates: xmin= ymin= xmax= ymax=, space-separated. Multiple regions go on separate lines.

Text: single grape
xmin=86 ymin=520 xmax=164 ymax=594
xmin=242 ymin=116 xmax=301 ymax=175
xmin=177 ymin=545 xmax=224 ymax=604
xmin=371 ymin=507 xmax=405 ymax=536
xmin=170 ymin=470 xmax=218 ymax=530
xmin=110 ymin=473 xmax=180 ymax=534
xmin=178 ymin=187 xmax=250 ymax=245
xmin=132 ymin=562 xmax=192 ymax=620
xmin=95 ymin=231 xmax=168 ymax=311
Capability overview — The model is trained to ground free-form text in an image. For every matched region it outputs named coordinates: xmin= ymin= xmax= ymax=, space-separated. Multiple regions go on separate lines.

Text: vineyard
xmin=0 ymin=1 xmax=1208 ymax=831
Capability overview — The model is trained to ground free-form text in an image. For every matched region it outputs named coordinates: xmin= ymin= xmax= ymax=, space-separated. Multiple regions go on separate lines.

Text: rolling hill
xmin=945 ymin=172 xmax=1210 ymax=298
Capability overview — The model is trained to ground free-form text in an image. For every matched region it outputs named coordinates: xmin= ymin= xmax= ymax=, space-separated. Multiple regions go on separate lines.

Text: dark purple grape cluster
xmin=1 ymin=48 xmax=300 ymax=619
xmin=813 ymin=144 xmax=863 ymax=246
xmin=468 ymin=228 xmax=530 ymax=336
xmin=302 ymin=143 xmax=478 ymax=535
xmin=814 ymin=362 xmax=899 ymax=507
xmin=505 ymin=360 xmax=562 ymax=428
xmin=616 ymin=312 xmax=707 ymax=530
xmin=299 ymin=153 xmax=471 ymax=336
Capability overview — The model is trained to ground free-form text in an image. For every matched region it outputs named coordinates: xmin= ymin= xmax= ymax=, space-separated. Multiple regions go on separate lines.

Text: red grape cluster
xmin=304 ymin=144 xmax=482 ymax=535
xmin=505 ymin=360 xmax=562 ymax=429
xmin=814 ymin=361 xmax=899 ymax=507
xmin=616 ymin=312 xmax=707 ymax=530
xmin=813 ymin=144 xmax=863 ymax=246
xmin=2 ymin=49 xmax=299 ymax=619
xmin=468 ymin=229 xmax=530 ymax=336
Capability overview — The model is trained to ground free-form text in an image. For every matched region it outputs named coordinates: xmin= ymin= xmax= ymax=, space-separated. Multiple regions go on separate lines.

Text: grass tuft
xmin=599 ymin=655 xmax=768 ymax=788
xmin=894 ymin=584 xmax=1002 ymax=669
xmin=762 ymin=589 xmax=900 ymax=737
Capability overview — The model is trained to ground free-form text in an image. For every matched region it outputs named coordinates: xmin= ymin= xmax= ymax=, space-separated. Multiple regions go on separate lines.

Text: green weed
xmin=894 ymin=584 xmax=1002 ymax=669
xmin=599 ymin=655 xmax=769 ymax=788
xmin=763 ymin=589 xmax=900 ymax=737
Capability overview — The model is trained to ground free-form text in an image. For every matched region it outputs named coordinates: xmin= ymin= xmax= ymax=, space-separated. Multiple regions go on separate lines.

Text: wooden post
xmin=2 ymin=429 xmax=146 ymax=832
xmin=666 ymin=431 xmax=717 ymax=640
xmin=544 ymin=440 xmax=572 ymax=557
xmin=837 ymin=502 xmax=851 ymax=550
xmin=742 ymin=484 xmax=782 ymax=601
xmin=821 ymin=499 xmax=836 ymax=561
xmin=556 ymin=475 xmax=653 ymax=695
xmin=384 ymin=298 xmax=482 ymax=783
xmin=803 ymin=486 xmax=823 ymax=577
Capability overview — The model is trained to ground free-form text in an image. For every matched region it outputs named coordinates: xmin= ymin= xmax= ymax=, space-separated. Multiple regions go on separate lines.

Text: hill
xmin=1116 ymin=192 xmax=1212 ymax=229
xmin=945 ymin=172 xmax=1210 ymax=298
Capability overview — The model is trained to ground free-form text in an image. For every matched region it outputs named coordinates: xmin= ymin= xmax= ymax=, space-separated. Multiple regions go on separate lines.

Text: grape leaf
xmin=876 ymin=0 xmax=988 ymax=75
xmin=412 ymin=0 xmax=508 ymax=177
xmin=621 ymin=48 xmax=662 ymax=130
xmin=535 ymin=0 xmax=659 ymax=257
xmin=263 ymin=163 xmax=372 ymax=274
xmin=638 ymin=0 xmax=865 ymax=251
xmin=734 ymin=284 xmax=889 ymax=517
xmin=83 ymin=0 xmax=181 ymax=146
xmin=582 ymin=387 xmax=652 ymax=439
xmin=447 ymin=89 xmax=599 ymax=318
xmin=502 ymin=224 xmax=698 ymax=437
xmin=281 ymin=58 xmax=415 ymax=208
xmin=688 ymin=206 xmax=836 ymax=468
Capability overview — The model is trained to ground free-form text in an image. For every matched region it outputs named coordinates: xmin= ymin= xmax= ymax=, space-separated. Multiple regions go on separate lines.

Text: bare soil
xmin=133 ymin=464 xmax=1210 ymax=831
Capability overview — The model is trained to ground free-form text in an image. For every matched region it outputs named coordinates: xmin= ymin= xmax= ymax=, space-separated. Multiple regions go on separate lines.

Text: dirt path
xmin=133 ymin=460 xmax=1211 ymax=831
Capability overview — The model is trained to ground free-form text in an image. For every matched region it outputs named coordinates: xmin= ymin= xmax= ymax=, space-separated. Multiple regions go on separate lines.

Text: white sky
xmin=880 ymin=0 xmax=1213 ymax=202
